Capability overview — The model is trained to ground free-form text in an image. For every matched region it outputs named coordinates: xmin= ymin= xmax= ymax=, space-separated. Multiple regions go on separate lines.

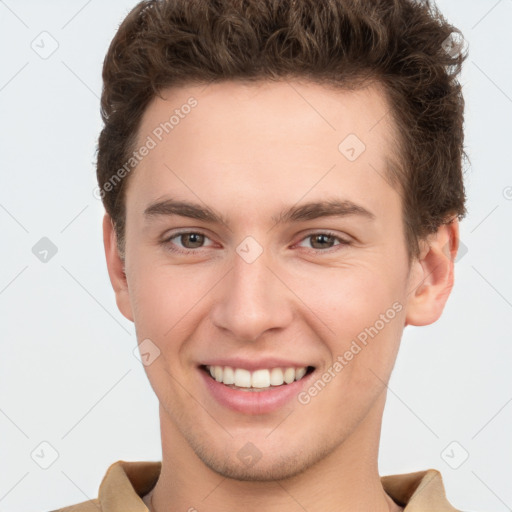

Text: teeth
xmin=251 ymin=369 xmax=270 ymax=388
xmin=234 ymin=368 xmax=251 ymax=388
xmin=295 ymin=367 xmax=307 ymax=380
xmin=205 ymin=365 xmax=309 ymax=389
xmin=283 ymin=367 xmax=295 ymax=384
xmin=269 ymin=367 xmax=284 ymax=386
xmin=223 ymin=366 xmax=235 ymax=384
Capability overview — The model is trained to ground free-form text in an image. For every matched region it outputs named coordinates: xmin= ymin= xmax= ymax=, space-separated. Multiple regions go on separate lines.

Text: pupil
xmin=312 ymin=234 xmax=332 ymax=248
xmin=184 ymin=233 xmax=203 ymax=248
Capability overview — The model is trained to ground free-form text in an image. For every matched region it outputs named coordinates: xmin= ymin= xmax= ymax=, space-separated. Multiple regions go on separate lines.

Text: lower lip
xmin=199 ymin=367 xmax=314 ymax=415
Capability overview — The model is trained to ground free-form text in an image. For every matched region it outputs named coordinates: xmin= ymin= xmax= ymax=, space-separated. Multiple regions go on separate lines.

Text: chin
xmin=192 ymin=438 xmax=334 ymax=482
xmin=202 ymin=455 xmax=310 ymax=482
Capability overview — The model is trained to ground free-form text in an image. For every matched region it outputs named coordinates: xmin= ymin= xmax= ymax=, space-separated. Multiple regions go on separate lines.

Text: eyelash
xmin=161 ymin=230 xmax=351 ymax=256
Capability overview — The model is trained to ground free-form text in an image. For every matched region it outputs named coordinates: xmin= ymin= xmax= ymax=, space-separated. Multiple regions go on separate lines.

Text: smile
xmin=203 ymin=365 xmax=313 ymax=391
xmin=199 ymin=364 xmax=316 ymax=414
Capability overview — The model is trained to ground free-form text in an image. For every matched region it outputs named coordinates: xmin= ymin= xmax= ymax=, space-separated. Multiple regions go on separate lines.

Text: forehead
xmin=137 ymin=79 xmax=394 ymax=153
xmin=127 ymin=79 xmax=400 ymax=225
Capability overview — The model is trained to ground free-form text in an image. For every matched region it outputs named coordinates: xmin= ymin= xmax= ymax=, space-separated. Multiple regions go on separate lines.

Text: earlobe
xmin=102 ymin=213 xmax=134 ymax=322
xmin=404 ymin=219 xmax=459 ymax=327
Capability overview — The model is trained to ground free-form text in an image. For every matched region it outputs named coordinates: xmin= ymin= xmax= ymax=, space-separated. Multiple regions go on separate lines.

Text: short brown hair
xmin=97 ymin=0 xmax=468 ymax=262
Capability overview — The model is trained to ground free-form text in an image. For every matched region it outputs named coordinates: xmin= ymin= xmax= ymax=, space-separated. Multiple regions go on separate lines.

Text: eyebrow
xmin=143 ymin=197 xmax=376 ymax=228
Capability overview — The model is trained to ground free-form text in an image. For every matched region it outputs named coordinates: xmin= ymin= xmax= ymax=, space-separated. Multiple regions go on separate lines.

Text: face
xmin=105 ymin=79 xmax=453 ymax=481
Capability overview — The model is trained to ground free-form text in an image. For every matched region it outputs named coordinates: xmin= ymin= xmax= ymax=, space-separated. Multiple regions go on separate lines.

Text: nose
xmin=210 ymin=245 xmax=294 ymax=342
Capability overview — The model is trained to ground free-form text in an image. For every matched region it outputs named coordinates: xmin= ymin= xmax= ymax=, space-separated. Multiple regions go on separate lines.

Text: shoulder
xmin=49 ymin=498 xmax=101 ymax=511
xmin=47 ymin=459 xmax=159 ymax=511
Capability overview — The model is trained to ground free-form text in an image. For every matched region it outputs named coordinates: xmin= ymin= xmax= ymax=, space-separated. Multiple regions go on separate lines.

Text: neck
xmin=145 ymin=393 xmax=402 ymax=512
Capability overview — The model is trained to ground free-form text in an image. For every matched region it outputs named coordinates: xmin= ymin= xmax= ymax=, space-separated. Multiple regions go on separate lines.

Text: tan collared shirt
xmin=51 ymin=460 xmax=462 ymax=511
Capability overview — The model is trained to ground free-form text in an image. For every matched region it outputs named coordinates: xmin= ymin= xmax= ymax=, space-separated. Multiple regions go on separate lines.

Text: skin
xmin=103 ymin=79 xmax=459 ymax=512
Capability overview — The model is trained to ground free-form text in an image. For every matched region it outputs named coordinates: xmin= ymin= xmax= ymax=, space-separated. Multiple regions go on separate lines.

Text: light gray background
xmin=1 ymin=1 xmax=511 ymax=511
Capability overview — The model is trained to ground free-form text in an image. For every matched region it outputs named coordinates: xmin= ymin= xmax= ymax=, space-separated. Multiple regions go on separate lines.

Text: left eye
xmin=297 ymin=232 xmax=349 ymax=251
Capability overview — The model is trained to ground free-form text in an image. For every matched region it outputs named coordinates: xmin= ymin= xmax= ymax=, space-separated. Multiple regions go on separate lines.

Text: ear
xmin=102 ymin=213 xmax=134 ymax=322
xmin=404 ymin=218 xmax=459 ymax=326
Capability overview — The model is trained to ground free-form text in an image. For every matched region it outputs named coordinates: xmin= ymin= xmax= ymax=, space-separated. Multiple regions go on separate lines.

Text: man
xmin=54 ymin=0 xmax=471 ymax=510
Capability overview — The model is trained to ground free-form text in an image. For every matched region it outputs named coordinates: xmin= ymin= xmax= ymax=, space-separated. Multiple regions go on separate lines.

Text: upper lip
xmin=199 ymin=357 xmax=314 ymax=372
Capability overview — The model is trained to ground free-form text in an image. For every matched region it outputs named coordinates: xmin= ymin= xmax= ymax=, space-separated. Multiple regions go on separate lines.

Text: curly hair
xmin=96 ymin=0 xmax=468 ymax=262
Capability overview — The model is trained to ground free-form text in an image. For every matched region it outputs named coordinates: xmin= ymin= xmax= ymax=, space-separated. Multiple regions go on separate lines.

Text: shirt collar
xmin=98 ymin=460 xmax=458 ymax=511
xmin=381 ymin=469 xmax=459 ymax=511
xmin=99 ymin=460 xmax=160 ymax=512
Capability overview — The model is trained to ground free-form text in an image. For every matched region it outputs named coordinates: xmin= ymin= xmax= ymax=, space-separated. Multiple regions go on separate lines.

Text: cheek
xmin=291 ymin=265 xmax=406 ymax=378
xmin=127 ymin=259 xmax=225 ymax=361
xmin=128 ymin=262 xmax=191 ymax=337
xmin=295 ymin=265 xmax=403 ymax=335
xmin=128 ymin=265 xmax=202 ymax=399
